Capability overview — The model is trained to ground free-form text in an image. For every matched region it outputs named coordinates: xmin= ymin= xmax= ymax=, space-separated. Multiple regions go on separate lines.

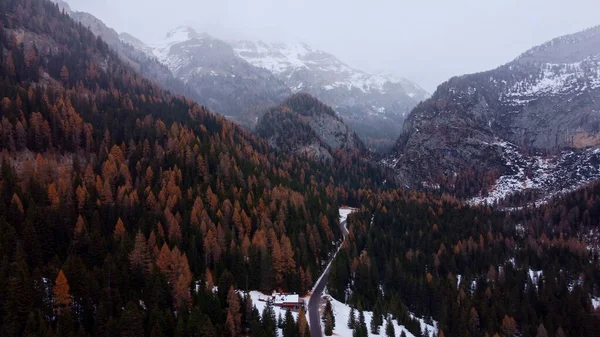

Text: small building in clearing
xmin=271 ymin=293 xmax=305 ymax=311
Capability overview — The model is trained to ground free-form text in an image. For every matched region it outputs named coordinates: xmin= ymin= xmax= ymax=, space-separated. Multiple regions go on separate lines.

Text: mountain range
xmin=47 ymin=0 xmax=600 ymax=206
xmin=54 ymin=0 xmax=427 ymax=150
xmin=387 ymin=25 xmax=600 ymax=204
xmin=135 ymin=26 xmax=427 ymax=150
xmin=231 ymin=40 xmax=429 ymax=149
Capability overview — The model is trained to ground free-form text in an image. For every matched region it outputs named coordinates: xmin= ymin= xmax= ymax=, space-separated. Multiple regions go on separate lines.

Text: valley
xmin=1 ymin=1 xmax=600 ymax=337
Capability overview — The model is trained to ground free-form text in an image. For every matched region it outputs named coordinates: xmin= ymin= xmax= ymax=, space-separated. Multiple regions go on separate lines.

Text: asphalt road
xmin=308 ymin=217 xmax=349 ymax=337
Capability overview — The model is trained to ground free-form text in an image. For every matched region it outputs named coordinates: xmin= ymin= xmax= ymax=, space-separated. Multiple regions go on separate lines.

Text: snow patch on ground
xmin=502 ymin=57 xmax=600 ymax=103
xmin=468 ymin=140 xmax=600 ymax=207
xmin=339 ymin=207 xmax=356 ymax=225
xmin=592 ymin=297 xmax=600 ymax=310
xmin=243 ymin=291 xmax=303 ymax=337
xmin=529 ymin=269 xmax=543 ymax=290
xmin=232 ymin=40 xmax=427 ymax=98
xmin=321 ymin=292 xmax=437 ymax=337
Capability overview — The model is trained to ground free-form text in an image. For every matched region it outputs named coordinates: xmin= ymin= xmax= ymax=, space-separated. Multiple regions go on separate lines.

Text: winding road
xmin=308 ymin=211 xmax=351 ymax=337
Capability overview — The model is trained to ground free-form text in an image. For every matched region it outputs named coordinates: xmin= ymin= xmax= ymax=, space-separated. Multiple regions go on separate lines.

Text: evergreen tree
xmin=324 ymin=311 xmax=334 ymax=336
xmin=283 ymin=309 xmax=298 ymax=337
xmin=352 ymin=309 xmax=368 ymax=337
xmin=385 ymin=317 xmax=395 ymax=337
xmin=278 ymin=312 xmax=284 ymax=329
xmin=298 ymin=308 xmax=309 ymax=337
xmin=371 ymin=313 xmax=381 ymax=335
xmin=262 ymin=300 xmax=277 ymax=337
xmin=348 ymin=306 xmax=356 ymax=329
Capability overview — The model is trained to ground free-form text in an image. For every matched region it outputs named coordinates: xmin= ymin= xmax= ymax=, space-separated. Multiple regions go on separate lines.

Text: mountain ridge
xmin=231 ymin=39 xmax=429 ymax=150
xmin=388 ymin=24 xmax=600 ymax=202
xmin=117 ymin=24 xmax=427 ymax=150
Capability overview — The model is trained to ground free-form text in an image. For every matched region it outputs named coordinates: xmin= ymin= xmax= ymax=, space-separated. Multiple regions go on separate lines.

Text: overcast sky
xmin=66 ymin=0 xmax=600 ymax=92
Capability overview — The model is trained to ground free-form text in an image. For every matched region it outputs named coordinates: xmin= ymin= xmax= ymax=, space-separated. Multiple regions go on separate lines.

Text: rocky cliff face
xmin=255 ymin=93 xmax=365 ymax=161
xmin=388 ymin=25 xmax=600 ymax=202
xmin=232 ymin=41 xmax=428 ymax=150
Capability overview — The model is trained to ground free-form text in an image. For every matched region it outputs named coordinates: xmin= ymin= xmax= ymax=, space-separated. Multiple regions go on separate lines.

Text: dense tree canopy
xmin=1 ymin=1 xmax=600 ymax=337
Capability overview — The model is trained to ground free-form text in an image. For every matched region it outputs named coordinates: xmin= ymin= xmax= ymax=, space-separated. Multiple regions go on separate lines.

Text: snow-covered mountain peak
xmin=232 ymin=40 xmax=331 ymax=75
xmin=231 ymin=40 xmax=428 ymax=98
xmin=148 ymin=27 xmax=221 ymax=68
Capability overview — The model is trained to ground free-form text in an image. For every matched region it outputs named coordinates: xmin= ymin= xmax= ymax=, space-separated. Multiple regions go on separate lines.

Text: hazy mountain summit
xmin=136 ymin=26 xmax=291 ymax=126
xmin=232 ymin=40 xmax=429 ymax=150
xmin=47 ymin=1 xmax=428 ymax=149
xmin=388 ymin=25 xmax=600 ymax=204
xmin=114 ymin=24 xmax=427 ymax=149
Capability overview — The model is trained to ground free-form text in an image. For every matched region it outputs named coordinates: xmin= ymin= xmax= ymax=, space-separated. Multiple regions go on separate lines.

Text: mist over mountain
xmin=125 ymin=26 xmax=428 ymax=150
xmin=232 ymin=40 xmax=428 ymax=150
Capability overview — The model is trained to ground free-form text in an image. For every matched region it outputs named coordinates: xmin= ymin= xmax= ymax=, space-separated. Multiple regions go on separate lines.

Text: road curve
xmin=308 ymin=217 xmax=349 ymax=337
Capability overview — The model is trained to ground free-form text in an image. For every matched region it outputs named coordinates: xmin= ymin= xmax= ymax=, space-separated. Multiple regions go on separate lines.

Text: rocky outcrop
xmin=255 ymin=94 xmax=365 ymax=161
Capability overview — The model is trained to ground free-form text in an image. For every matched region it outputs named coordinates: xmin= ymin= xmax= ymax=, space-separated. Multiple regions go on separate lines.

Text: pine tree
xmin=196 ymin=314 xmax=217 ymax=337
xmin=322 ymin=299 xmax=335 ymax=334
xmin=283 ymin=309 xmax=298 ymax=337
xmin=324 ymin=310 xmax=334 ymax=336
xmin=262 ymin=299 xmax=277 ymax=337
xmin=278 ymin=312 xmax=284 ymax=329
xmin=348 ymin=306 xmax=356 ymax=329
xmin=114 ymin=217 xmax=126 ymax=239
xmin=501 ymin=315 xmax=517 ymax=337
xmin=4 ymin=258 xmax=33 ymax=337
xmin=129 ymin=230 xmax=151 ymax=274
xmin=226 ymin=286 xmax=241 ymax=337
xmin=298 ymin=308 xmax=309 ymax=337
xmin=353 ymin=309 xmax=367 ymax=337
xmin=48 ymin=183 xmax=60 ymax=209
xmin=536 ymin=324 xmax=548 ymax=337
xmin=385 ymin=317 xmax=395 ymax=337
xmin=371 ymin=312 xmax=381 ymax=335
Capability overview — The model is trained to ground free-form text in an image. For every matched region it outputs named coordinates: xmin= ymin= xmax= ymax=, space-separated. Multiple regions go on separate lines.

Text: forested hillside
xmin=255 ymin=93 xmax=366 ymax=161
xmin=0 ymin=0 xmax=387 ymax=336
xmin=328 ymin=186 xmax=600 ymax=337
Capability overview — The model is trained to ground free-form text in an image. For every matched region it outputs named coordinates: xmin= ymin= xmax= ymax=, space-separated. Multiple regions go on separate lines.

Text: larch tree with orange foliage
xmin=53 ymin=269 xmax=72 ymax=316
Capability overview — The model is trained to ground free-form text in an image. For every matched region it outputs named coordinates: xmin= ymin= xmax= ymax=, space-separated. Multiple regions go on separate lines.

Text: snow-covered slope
xmin=232 ymin=40 xmax=429 ymax=150
xmin=233 ymin=41 xmax=426 ymax=98
xmin=468 ymin=141 xmax=600 ymax=206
